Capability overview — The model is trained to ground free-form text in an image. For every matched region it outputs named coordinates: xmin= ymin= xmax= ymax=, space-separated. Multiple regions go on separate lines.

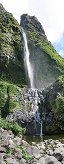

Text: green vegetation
xmin=45 ymin=75 xmax=64 ymax=114
xmin=17 ymin=145 xmax=32 ymax=160
xmin=0 ymin=118 xmax=25 ymax=135
xmin=0 ymin=4 xmax=26 ymax=85
xmin=0 ymin=80 xmax=28 ymax=118
xmin=0 ymin=81 xmax=19 ymax=117
xmin=27 ymin=29 xmax=64 ymax=74
xmin=22 ymin=14 xmax=64 ymax=75
xmin=55 ymin=95 xmax=64 ymax=113
xmin=21 ymin=15 xmax=64 ymax=88
xmin=58 ymin=75 xmax=64 ymax=86
xmin=5 ymin=161 xmax=8 ymax=164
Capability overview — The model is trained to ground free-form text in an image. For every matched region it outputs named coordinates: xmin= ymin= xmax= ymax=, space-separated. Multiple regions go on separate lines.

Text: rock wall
xmin=21 ymin=14 xmax=64 ymax=89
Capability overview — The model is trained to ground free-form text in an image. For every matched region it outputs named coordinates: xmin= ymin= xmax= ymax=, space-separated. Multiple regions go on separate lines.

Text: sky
xmin=0 ymin=0 xmax=64 ymax=56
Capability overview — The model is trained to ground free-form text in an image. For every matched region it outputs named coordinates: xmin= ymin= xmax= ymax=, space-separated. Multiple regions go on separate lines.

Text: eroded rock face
xmin=21 ymin=14 xmax=64 ymax=89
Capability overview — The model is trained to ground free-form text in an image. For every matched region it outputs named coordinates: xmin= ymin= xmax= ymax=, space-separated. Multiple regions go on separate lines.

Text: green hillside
xmin=0 ymin=4 xmax=26 ymax=86
xmin=21 ymin=14 xmax=64 ymax=89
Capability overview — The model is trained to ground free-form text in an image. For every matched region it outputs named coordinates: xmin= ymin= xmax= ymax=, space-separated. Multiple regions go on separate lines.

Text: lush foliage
xmin=0 ymin=118 xmax=25 ymax=135
xmin=0 ymin=5 xmax=26 ymax=85
xmin=0 ymin=80 xmax=27 ymax=118
xmin=27 ymin=29 xmax=64 ymax=74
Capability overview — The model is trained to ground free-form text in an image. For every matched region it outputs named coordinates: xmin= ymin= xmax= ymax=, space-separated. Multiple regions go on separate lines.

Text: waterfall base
xmin=6 ymin=88 xmax=44 ymax=135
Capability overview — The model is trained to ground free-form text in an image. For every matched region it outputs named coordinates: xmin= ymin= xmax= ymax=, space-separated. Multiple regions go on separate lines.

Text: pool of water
xmin=23 ymin=134 xmax=64 ymax=144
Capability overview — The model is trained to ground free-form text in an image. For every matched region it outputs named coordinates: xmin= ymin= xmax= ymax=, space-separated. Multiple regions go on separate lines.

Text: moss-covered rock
xmin=0 ymin=80 xmax=27 ymax=118
xmin=40 ymin=75 xmax=64 ymax=134
xmin=0 ymin=4 xmax=26 ymax=86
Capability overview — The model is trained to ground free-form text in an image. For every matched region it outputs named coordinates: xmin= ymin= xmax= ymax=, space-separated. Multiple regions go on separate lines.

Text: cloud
xmin=1 ymin=0 xmax=64 ymax=44
xmin=28 ymin=0 xmax=64 ymax=43
xmin=59 ymin=50 xmax=64 ymax=58
xmin=53 ymin=33 xmax=64 ymax=57
xmin=0 ymin=0 xmax=29 ymax=23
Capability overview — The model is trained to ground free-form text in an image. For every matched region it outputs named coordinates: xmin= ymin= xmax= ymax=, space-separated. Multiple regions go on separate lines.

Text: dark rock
xmin=53 ymin=153 xmax=63 ymax=161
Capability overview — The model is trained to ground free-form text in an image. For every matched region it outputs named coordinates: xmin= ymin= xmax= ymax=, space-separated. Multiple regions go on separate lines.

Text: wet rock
xmin=53 ymin=153 xmax=63 ymax=161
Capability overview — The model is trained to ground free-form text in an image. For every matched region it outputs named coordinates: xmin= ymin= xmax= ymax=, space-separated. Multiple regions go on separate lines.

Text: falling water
xmin=22 ymin=28 xmax=43 ymax=136
xmin=22 ymin=28 xmax=34 ymax=88
xmin=40 ymin=119 xmax=43 ymax=138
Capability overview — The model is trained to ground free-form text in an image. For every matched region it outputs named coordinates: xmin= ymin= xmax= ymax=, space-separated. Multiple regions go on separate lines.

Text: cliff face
xmin=40 ymin=75 xmax=64 ymax=134
xmin=0 ymin=4 xmax=26 ymax=86
xmin=21 ymin=14 xmax=64 ymax=89
xmin=0 ymin=4 xmax=64 ymax=135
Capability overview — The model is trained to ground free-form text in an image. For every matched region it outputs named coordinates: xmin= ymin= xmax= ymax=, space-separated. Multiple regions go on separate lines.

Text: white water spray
xmin=40 ymin=119 xmax=43 ymax=138
xmin=22 ymin=28 xmax=43 ymax=136
xmin=22 ymin=28 xmax=34 ymax=88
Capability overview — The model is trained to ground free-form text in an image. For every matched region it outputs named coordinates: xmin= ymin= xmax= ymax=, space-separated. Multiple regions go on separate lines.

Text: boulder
xmin=53 ymin=153 xmax=63 ymax=161
xmin=45 ymin=156 xmax=61 ymax=164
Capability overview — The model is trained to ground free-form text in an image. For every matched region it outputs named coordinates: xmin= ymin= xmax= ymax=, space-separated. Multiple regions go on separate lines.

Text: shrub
xmin=0 ymin=118 xmax=26 ymax=135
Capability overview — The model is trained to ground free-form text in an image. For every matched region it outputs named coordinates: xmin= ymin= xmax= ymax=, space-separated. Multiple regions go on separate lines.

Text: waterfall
xmin=21 ymin=28 xmax=43 ymax=136
xmin=22 ymin=28 xmax=34 ymax=88
xmin=40 ymin=119 xmax=43 ymax=138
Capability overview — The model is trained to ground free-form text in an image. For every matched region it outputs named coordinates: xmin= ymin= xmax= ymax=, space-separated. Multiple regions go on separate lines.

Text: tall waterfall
xmin=22 ymin=28 xmax=43 ymax=136
xmin=22 ymin=28 xmax=34 ymax=88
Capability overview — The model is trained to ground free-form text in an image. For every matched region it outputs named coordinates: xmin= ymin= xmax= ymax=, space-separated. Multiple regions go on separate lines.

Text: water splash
xmin=22 ymin=28 xmax=34 ymax=88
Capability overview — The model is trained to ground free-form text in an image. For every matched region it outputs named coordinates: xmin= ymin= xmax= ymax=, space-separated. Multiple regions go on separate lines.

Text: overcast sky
xmin=0 ymin=0 xmax=64 ymax=44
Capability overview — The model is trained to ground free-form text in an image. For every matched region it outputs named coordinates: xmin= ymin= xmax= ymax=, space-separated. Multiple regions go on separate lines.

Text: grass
xmin=17 ymin=145 xmax=32 ymax=160
xmin=28 ymin=30 xmax=64 ymax=73
xmin=58 ymin=75 xmax=64 ymax=86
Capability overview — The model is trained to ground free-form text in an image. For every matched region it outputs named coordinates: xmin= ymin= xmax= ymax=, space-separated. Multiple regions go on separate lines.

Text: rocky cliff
xmin=0 ymin=4 xmax=64 ymax=136
xmin=0 ymin=4 xmax=26 ymax=86
xmin=39 ymin=75 xmax=64 ymax=134
xmin=21 ymin=14 xmax=64 ymax=89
